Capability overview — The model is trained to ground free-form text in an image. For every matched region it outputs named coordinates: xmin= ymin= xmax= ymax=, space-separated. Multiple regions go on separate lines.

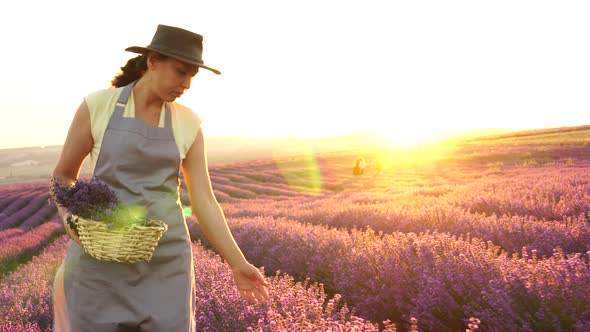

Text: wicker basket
xmin=71 ymin=215 xmax=168 ymax=264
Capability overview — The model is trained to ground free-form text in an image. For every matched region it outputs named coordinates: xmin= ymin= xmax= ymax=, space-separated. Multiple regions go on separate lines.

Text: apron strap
xmin=164 ymin=103 xmax=172 ymax=129
xmin=112 ymin=82 xmax=135 ymax=119
xmin=108 ymin=81 xmax=172 ymax=130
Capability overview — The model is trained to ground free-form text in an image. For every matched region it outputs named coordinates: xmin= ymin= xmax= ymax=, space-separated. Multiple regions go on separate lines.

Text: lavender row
xmin=0 ymin=191 xmax=35 ymax=221
xmin=211 ymin=182 xmax=258 ymax=199
xmin=211 ymin=166 xmax=328 ymax=195
xmin=231 ymin=181 xmax=301 ymax=198
xmin=0 ymin=194 xmax=52 ymax=230
xmin=220 ymin=180 xmax=590 ymax=257
xmin=190 ymin=240 xmax=395 ymax=332
xmin=0 ymin=236 xmax=67 ymax=332
xmin=188 ymin=215 xmax=590 ymax=331
xmin=219 ymin=163 xmax=590 ymax=225
xmin=213 ymin=168 xmax=293 ymax=187
xmin=231 ymin=171 xmax=290 ymax=185
xmin=0 ymin=183 xmax=46 ymax=202
xmin=0 ymin=188 xmax=47 ymax=223
xmin=211 ymin=174 xmax=299 ymax=197
xmin=0 ymin=181 xmax=48 ymax=192
xmin=445 ymin=167 xmax=590 ymax=221
xmin=19 ymin=202 xmax=57 ymax=230
xmin=0 ymin=228 xmax=25 ymax=243
xmin=0 ymin=222 xmax=63 ymax=270
xmin=0 ymin=237 xmax=405 ymax=332
xmin=0 ymin=193 xmax=24 ymax=212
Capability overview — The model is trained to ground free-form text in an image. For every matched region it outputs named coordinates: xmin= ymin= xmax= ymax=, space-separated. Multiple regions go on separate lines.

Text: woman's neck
xmin=132 ymin=77 xmax=163 ymax=114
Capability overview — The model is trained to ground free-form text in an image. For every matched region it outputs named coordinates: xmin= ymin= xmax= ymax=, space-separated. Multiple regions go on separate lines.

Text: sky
xmin=0 ymin=0 xmax=589 ymax=149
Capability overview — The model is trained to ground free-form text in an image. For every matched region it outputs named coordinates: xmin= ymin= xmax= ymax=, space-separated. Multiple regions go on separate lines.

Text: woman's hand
xmin=62 ymin=212 xmax=82 ymax=246
xmin=232 ymin=261 xmax=270 ymax=304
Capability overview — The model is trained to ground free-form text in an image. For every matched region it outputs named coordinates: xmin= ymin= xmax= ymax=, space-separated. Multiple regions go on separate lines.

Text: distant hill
xmin=2 ymin=125 xmax=587 ymax=184
xmin=465 ymin=124 xmax=590 ymax=142
xmin=0 ymin=132 xmax=379 ymax=184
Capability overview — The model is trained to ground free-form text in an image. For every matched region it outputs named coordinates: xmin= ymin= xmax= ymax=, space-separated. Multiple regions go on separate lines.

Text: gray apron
xmin=53 ymin=82 xmax=196 ymax=331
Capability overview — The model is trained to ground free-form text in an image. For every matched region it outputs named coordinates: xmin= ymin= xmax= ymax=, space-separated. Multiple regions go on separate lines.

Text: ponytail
xmin=111 ymin=54 xmax=147 ymax=88
xmin=111 ymin=52 xmax=171 ymax=88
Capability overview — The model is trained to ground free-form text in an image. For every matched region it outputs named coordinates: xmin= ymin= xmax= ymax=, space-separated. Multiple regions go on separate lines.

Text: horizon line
xmin=1 ymin=124 xmax=588 ymax=151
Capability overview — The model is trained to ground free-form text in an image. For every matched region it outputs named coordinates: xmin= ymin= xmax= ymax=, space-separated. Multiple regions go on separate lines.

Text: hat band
xmin=148 ymin=44 xmax=205 ymax=64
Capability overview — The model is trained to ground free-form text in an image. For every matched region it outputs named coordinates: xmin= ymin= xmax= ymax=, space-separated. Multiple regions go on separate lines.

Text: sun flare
xmin=373 ymin=126 xmax=442 ymax=149
xmin=367 ymin=124 xmax=460 ymax=169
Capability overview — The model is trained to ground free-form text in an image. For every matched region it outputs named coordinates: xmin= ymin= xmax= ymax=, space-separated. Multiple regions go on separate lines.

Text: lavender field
xmin=1 ymin=128 xmax=589 ymax=331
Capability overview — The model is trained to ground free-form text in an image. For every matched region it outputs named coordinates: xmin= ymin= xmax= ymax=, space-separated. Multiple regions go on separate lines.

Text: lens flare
xmin=272 ymin=142 xmax=322 ymax=195
xmin=183 ymin=207 xmax=192 ymax=216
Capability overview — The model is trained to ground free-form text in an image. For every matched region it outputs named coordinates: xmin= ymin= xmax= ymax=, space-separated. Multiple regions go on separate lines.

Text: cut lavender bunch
xmin=52 ymin=176 xmax=120 ymax=220
xmin=51 ymin=176 xmax=147 ymax=229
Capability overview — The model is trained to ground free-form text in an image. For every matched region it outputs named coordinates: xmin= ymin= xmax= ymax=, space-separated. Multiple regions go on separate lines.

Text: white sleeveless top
xmin=84 ymin=86 xmax=202 ymax=173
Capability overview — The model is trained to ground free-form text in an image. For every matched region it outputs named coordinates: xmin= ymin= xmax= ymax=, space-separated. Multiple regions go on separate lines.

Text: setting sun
xmin=370 ymin=120 xmax=451 ymax=150
xmin=375 ymin=127 xmax=439 ymax=149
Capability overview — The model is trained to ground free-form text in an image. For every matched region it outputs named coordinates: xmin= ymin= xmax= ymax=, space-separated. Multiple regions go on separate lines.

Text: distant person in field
xmin=49 ymin=24 xmax=269 ymax=332
xmin=353 ymin=156 xmax=365 ymax=175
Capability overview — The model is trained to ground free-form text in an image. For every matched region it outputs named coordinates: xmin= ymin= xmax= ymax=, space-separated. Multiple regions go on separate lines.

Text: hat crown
xmin=125 ymin=24 xmax=220 ymax=74
xmin=147 ymin=24 xmax=205 ymax=64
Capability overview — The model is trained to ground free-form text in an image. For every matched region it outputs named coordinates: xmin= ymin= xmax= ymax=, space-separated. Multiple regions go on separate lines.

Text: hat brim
xmin=125 ymin=46 xmax=221 ymax=75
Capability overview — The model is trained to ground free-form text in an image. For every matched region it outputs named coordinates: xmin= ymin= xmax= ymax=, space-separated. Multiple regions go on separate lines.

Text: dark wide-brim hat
xmin=126 ymin=24 xmax=221 ymax=75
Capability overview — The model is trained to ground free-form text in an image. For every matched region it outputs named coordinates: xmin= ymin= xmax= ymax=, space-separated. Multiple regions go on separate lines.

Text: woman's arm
xmin=181 ymin=128 xmax=248 ymax=268
xmin=181 ymin=128 xmax=269 ymax=303
xmin=50 ymin=100 xmax=94 ymax=243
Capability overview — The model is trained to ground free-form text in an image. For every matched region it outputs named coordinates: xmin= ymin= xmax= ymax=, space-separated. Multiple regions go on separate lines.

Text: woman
xmin=50 ymin=24 xmax=269 ymax=331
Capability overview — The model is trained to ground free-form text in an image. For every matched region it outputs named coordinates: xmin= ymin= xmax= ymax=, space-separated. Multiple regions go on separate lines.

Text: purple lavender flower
xmin=52 ymin=176 xmax=120 ymax=221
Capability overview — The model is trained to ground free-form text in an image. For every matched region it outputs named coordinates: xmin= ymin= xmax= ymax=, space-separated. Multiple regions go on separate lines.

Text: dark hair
xmin=111 ymin=52 xmax=169 ymax=88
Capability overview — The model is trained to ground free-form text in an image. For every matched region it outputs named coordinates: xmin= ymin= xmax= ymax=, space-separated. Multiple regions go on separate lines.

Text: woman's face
xmin=148 ymin=53 xmax=199 ymax=102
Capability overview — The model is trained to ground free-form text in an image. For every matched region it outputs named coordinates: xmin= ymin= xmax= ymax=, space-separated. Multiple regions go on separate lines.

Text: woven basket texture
xmin=73 ymin=216 xmax=168 ymax=264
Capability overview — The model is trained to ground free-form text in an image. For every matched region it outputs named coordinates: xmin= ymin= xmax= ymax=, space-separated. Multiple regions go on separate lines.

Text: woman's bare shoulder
xmin=84 ymin=87 xmax=121 ymax=106
xmin=172 ymin=101 xmax=202 ymax=124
